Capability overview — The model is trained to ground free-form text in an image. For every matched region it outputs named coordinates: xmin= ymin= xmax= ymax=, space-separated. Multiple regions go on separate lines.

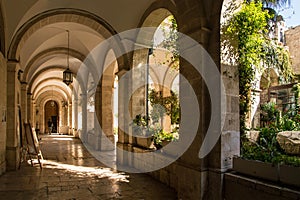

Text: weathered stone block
xmin=276 ymin=131 xmax=300 ymax=155
xmin=245 ymin=130 xmax=260 ymax=143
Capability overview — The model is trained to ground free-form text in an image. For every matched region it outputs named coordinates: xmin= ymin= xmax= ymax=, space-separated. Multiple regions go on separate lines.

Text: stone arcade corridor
xmin=1 ymin=1 xmax=299 ymax=199
xmin=0 ymin=135 xmax=177 ymax=199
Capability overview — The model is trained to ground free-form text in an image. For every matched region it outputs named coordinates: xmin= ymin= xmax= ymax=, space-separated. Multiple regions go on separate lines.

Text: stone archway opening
xmin=45 ymin=100 xmax=59 ymax=134
xmin=149 ymin=15 xmax=180 ymax=137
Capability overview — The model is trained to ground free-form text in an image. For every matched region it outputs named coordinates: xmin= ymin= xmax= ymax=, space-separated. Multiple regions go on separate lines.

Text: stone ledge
xmin=225 ymin=173 xmax=300 ymax=200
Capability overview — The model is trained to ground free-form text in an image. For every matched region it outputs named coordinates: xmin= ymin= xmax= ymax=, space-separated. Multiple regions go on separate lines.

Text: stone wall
xmin=0 ymin=53 xmax=7 ymax=175
xmin=285 ymin=25 xmax=300 ymax=75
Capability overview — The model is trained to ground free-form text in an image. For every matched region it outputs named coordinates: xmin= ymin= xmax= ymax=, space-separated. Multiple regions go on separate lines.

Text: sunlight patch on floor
xmin=42 ymin=160 xmax=130 ymax=182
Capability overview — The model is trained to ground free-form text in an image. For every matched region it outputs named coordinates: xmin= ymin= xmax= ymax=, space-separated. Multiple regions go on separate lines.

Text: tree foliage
xmin=221 ymin=0 xmax=293 ymax=133
xmin=155 ymin=15 xmax=179 ymax=70
xmin=149 ymin=89 xmax=180 ymax=125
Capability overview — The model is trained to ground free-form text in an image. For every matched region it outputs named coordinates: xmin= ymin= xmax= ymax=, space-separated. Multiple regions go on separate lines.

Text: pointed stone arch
xmin=0 ymin=6 xmax=5 ymax=55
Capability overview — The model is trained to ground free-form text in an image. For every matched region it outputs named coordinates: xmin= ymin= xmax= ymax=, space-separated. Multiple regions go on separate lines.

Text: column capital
xmin=7 ymin=60 xmax=19 ymax=72
xmin=21 ymin=82 xmax=28 ymax=90
xmin=7 ymin=59 xmax=19 ymax=64
xmin=116 ymin=68 xmax=129 ymax=78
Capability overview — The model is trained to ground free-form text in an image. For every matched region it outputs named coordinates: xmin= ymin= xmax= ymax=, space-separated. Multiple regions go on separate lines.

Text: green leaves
xmin=222 ymin=1 xmax=293 ymax=133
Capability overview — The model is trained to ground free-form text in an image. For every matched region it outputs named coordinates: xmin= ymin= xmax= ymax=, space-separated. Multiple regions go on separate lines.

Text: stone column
xmin=116 ymin=69 xmax=132 ymax=166
xmin=35 ymin=104 xmax=40 ymax=133
xmin=0 ymin=53 xmax=7 ymax=174
xmin=32 ymin=102 xmax=36 ymax=129
xmin=73 ymin=98 xmax=78 ymax=137
xmin=27 ymin=93 xmax=32 ymax=123
xmin=93 ymin=82 xmax=115 ymax=151
xmin=68 ymin=102 xmax=72 ymax=134
xmin=6 ymin=60 xmax=21 ymax=170
xmin=101 ymin=74 xmax=115 ymax=150
xmin=94 ymin=84 xmax=102 ymax=150
xmin=20 ymin=83 xmax=28 ymax=147
xmin=21 ymin=83 xmax=27 ymax=124
xmin=81 ymin=92 xmax=87 ymax=142
xmin=131 ymin=49 xmax=147 ymax=117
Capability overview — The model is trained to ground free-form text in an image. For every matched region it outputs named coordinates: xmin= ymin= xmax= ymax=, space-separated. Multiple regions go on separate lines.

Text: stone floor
xmin=0 ymin=135 xmax=177 ymax=200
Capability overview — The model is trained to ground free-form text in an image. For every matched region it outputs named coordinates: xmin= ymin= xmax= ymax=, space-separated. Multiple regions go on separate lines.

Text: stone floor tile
xmin=0 ymin=135 xmax=177 ymax=199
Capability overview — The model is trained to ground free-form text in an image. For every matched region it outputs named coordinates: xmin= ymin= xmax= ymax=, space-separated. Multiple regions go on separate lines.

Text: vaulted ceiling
xmin=1 ymin=0 xmax=159 ymax=103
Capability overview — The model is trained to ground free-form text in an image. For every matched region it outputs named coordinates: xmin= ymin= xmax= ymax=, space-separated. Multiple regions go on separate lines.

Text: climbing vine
xmin=149 ymin=89 xmax=180 ymax=125
xmin=155 ymin=15 xmax=179 ymax=70
xmin=222 ymin=0 xmax=293 ymax=133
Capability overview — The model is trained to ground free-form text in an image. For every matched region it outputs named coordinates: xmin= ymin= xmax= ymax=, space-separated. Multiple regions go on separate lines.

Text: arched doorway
xmin=45 ymin=100 xmax=59 ymax=133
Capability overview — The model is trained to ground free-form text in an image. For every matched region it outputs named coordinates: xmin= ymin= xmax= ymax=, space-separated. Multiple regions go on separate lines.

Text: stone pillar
xmin=68 ymin=102 xmax=72 ymax=134
xmin=20 ymin=83 xmax=28 ymax=147
xmin=94 ymin=84 xmax=102 ymax=150
xmin=93 ymin=82 xmax=115 ymax=151
xmin=81 ymin=93 xmax=87 ymax=142
xmin=116 ymin=69 xmax=132 ymax=166
xmin=131 ymin=49 xmax=147 ymax=117
xmin=6 ymin=60 xmax=21 ymax=170
xmin=73 ymin=98 xmax=78 ymax=137
xmin=35 ymin=104 xmax=40 ymax=133
xmin=27 ymin=93 xmax=32 ymax=123
xmin=21 ymin=83 xmax=27 ymax=124
xmin=32 ymin=102 xmax=36 ymax=129
xmin=101 ymin=74 xmax=115 ymax=150
xmin=0 ymin=53 xmax=7 ymax=175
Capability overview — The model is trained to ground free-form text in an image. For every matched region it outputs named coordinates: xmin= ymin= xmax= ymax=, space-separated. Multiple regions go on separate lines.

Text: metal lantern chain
xmin=63 ymin=30 xmax=73 ymax=86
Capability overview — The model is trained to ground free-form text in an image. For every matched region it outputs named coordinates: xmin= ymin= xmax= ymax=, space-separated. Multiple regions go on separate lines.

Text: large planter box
xmin=136 ymin=137 xmax=155 ymax=149
xmin=233 ymin=157 xmax=278 ymax=182
xmin=280 ymin=164 xmax=300 ymax=187
xmin=233 ymin=157 xmax=300 ymax=187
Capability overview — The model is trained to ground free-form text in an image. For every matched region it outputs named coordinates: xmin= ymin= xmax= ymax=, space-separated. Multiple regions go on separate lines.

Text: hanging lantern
xmin=63 ymin=30 xmax=73 ymax=86
xmin=63 ymin=68 xmax=73 ymax=85
xmin=51 ymin=87 xmax=55 ymax=107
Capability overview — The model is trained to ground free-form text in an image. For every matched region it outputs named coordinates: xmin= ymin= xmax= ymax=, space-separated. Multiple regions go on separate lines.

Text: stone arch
xmin=33 ymin=82 xmax=71 ymax=102
xmin=0 ymin=5 xmax=5 ymax=55
xmin=129 ymin=7 xmax=177 ymax=120
xmin=87 ymin=49 xmax=118 ymax=151
xmin=44 ymin=100 xmax=59 ymax=133
xmin=23 ymin=48 xmax=87 ymax=81
xmin=32 ymin=78 xmax=69 ymax=99
xmin=7 ymin=8 xmax=130 ymax=81
xmin=7 ymin=8 xmax=116 ymax=60
xmin=260 ymin=68 xmax=279 ymax=90
xmin=28 ymin=65 xmax=71 ymax=93
xmin=32 ymin=79 xmax=71 ymax=129
xmin=24 ymin=47 xmax=96 ymax=97
xmin=138 ymin=0 xmax=177 ymax=28
xmin=36 ymin=89 xmax=68 ymax=134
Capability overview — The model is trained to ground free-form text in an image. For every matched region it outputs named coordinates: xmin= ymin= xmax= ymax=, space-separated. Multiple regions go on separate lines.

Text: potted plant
xmin=131 ymin=114 xmax=155 ymax=149
xmin=153 ymin=128 xmax=179 ymax=149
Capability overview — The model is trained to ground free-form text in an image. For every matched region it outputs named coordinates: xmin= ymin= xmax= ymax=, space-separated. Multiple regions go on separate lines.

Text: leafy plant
xmin=243 ymin=105 xmax=300 ymax=167
xmin=132 ymin=114 xmax=149 ymax=127
xmin=242 ymin=127 xmax=282 ymax=163
xmin=153 ymin=129 xmax=179 ymax=149
xmin=260 ymin=102 xmax=280 ymax=126
xmin=149 ymin=89 xmax=180 ymax=125
xmin=156 ymin=15 xmax=179 ymax=70
xmin=131 ymin=114 xmax=150 ymax=136
xmin=222 ymin=1 xmax=293 ymax=134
